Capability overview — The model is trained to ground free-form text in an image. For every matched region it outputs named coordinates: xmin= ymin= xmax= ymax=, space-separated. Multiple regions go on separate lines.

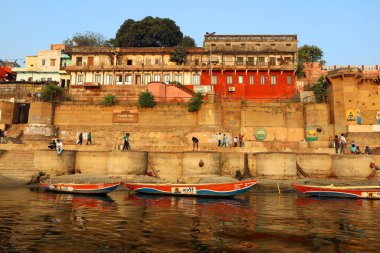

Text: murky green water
xmin=0 ymin=187 xmax=379 ymax=252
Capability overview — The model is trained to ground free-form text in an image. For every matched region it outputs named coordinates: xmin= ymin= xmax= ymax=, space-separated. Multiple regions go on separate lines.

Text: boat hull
xmin=125 ymin=180 xmax=258 ymax=197
xmin=39 ymin=182 xmax=121 ymax=195
xmin=292 ymin=183 xmax=380 ymax=199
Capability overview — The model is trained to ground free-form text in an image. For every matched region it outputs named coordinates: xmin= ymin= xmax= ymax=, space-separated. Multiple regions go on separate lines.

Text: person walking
xmin=339 ymin=133 xmax=346 ymax=154
xmin=233 ymin=136 xmax=238 ymax=147
xmin=334 ymin=135 xmax=339 ymax=154
xmin=56 ymin=139 xmax=63 ymax=155
xmin=77 ymin=132 xmax=83 ymax=145
xmin=86 ymin=132 xmax=92 ymax=145
xmin=0 ymin=129 xmax=3 ymax=144
xmin=122 ymin=133 xmax=130 ymax=150
xmin=217 ymin=132 xmax=222 ymax=147
xmin=192 ymin=136 xmax=199 ymax=151
xmin=222 ymin=134 xmax=227 ymax=147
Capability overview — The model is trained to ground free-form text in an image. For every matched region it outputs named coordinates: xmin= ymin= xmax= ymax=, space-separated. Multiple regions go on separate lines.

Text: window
xmin=227 ymin=75 xmax=233 ymax=84
xmin=241 ymin=43 xmax=246 ymax=47
xmin=41 ymin=59 xmax=46 ymax=66
xmin=77 ymin=75 xmax=84 ymax=84
xmin=258 ymin=57 xmax=265 ymax=66
xmin=247 ymin=57 xmax=254 ymax=66
xmin=192 ymin=74 xmax=200 ymax=85
xmin=269 ymin=57 xmax=276 ymax=66
xmin=164 ymin=74 xmax=171 ymax=83
xmin=270 ymin=75 xmax=277 ymax=85
xmin=125 ymin=75 xmax=132 ymax=85
xmin=105 ymin=75 xmax=113 ymax=85
xmin=155 ymin=59 xmax=161 ymax=65
xmin=76 ymin=57 xmax=83 ymax=66
xmin=94 ymin=74 xmax=101 ymax=84
xmin=47 ymin=78 xmax=52 ymax=82
xmin=50 ymin=59 xmax=56 ymax=66
xmin=145 ymin=59 xmax=151 ymax=66
xmin=260 ymin=75 xmax=266 ymax=85
xmin=127 ymin=59 xmax=133 ymax=65
xmin=194 ymin=59 xmax=200 ymax=65
xmin=41 ymin=78 xmax=46 ymax=82
xmin=236 ymin=57 xmax=244 ymax=66
xmin=116 ymin=75 xmax=123 ymax=85
xmin=287 ymin=75 xmax=292 ymax=85
xmin=238 ymin=75 xmax=244 ymax=84
xmin=211 ymin=75 xmax=217 ymax=85
xmin=174 ymin=74 xmax=182 ymax=84
xmin=117 ymin=57 xmax=123 ymax=66
xmin=154 ymin=74 xmax=161 ymax=82
xmin=249 ymin=75 xmax=254 ymax=84
xmin=286 ymin=43 xmax=291 ymax=47
xmin=144 ymin=74 xmax=151 ymax=84
xmin=211 ymin=43 xmax=216 ymax=47
xmin=226 ymin=43 xmax=231 ymax=47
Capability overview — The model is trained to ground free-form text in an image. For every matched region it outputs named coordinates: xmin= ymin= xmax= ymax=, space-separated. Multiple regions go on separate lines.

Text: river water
xmin=0 ymin=187 xmax=379 ymax=252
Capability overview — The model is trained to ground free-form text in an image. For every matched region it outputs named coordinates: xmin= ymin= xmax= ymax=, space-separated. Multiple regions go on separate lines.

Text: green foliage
xmin=188 ymin=92 xmax=204 ymax=112
xmin=241 ymin=100 xmax=247 ymax=106
xmin=115 ymin=17 xmax=183 ymax=47
xmin=170 ymin=46 xmax=187 ymax=64
xmin=181 ymin=36 xmax=196 ymax=47
xmin=63 ymin=31 xmax=111 ymax=47
xmin=295 ymin=62 xmax=306 ymax=79
xmin=41 ymin=84 xmax=64 ymax=102
xmin=100 ymin=94 xmax=116 ymax=106
xmin=298 ymin=44 xmax=325 ymax=64
xmin=311 ymin=76 xmax=329 ymax=103
xmin=137 ymin=91 xmax=156 ymax=108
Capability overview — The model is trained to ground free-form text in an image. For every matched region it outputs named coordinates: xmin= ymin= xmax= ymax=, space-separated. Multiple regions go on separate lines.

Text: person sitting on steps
xmin=56 ymin=139 xmax=63 ymax=155
xmin=48 ymin=139 xmax=56 ymax=150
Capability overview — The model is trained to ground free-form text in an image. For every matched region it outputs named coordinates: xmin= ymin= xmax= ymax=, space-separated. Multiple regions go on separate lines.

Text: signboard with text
xmin=112 ymin=110 xmax=139 ymax=123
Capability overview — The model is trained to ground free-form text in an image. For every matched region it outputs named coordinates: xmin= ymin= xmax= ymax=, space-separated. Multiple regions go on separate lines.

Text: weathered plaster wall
xmin=0 ymin=101 xmax=14 ymax=124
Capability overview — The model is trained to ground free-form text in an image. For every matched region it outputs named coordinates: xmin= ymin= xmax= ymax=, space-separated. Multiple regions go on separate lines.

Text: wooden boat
xmin=125 ymin=179 xmax=258 ymax=197
xmin=39 ymin=182 xmax=121 ymax=195
xmin=292 ymin=183 xmax=380 ymax=199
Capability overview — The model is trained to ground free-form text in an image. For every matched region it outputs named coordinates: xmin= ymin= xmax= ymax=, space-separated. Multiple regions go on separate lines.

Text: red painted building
xmin=192 ymin=34 xmax=298 ymax=101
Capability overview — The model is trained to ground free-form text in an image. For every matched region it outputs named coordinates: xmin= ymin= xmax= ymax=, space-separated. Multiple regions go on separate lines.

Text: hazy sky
xmin=1 ymin=0 xmax=378 ymax=66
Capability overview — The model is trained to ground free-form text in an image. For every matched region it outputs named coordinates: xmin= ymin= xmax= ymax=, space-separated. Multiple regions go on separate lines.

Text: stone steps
xmin=0 ymin=150 xmax=36 ymax=181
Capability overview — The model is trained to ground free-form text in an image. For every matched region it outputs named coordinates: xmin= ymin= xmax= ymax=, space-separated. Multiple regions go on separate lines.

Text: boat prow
xmin=125 ymin=179 xmax=258 ymax=197
xmin=292 ymin=183 xmax=380 ymax=199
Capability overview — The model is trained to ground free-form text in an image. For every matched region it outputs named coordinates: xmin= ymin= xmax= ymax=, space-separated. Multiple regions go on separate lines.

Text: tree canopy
xmin=114 ymin=16 xmax=186 ymax=47
xmin=298 ymin=44 xmax=325 ymax=64
xmin=63 ymin=31 xmax=111 ymax=47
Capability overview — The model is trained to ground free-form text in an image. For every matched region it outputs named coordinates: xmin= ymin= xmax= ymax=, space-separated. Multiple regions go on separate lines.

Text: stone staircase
xmin=0 ymin=150 xmax=37 ymax=181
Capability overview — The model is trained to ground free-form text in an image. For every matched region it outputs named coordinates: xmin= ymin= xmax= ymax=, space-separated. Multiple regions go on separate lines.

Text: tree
xmin=188 ymin=92 xmax=204 ymax=112
xmin=170 ymin=46 xmax=187 ymax=65
xmin=100 ymin=94 xmax=116 ymax=106
xmin=181 ymin=36 xmax=196 ymax=47
xmin=137 ymin=91 xmax=156 ymax=108
xmin=298 ymin=44 xmax=325 ymax=64
xmin=41 ymin=84 xmax=64 ymax=102
xmin=114 ymin=17 xmax=183 ymax=47
xmin=63 ymin=31 xmax=111 ymax=47
xmin=312 ymin=76 xmax=329 ymax=103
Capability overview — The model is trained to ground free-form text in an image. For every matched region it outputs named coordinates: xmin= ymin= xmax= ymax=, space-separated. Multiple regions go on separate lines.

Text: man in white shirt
xmin=339 ymin=134 xmax=346 ymax=154
xmin=56 ymin=139 xmax=63 ymax=155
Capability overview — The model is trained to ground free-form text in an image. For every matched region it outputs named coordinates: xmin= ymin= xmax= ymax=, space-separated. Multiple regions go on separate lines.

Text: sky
xmin=1 ymin=0 xmax=379 ymax=66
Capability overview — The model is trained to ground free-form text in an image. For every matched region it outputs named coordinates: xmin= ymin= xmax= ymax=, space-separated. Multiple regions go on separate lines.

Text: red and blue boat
xmin=292 ymin=183 xmax=380 ymax=199
xmin=39 ymin=182 xmax=121 ymax=195
xmin=125 ymin=179 xmax=258 ymax=197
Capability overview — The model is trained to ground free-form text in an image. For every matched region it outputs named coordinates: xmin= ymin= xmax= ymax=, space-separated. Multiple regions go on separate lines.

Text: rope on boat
xmin=296 ymin=162 xmax=310 ymax=178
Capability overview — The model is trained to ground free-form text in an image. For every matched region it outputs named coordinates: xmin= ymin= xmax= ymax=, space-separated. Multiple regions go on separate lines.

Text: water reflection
xmin=0 ymin=188 xmax=380 ymax=252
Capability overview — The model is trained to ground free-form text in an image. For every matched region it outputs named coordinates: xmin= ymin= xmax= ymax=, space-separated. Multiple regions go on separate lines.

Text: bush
xmin=138 ymin=91 xmax=155 ymax=108
xmin=312 ymin=76 xmax=329 ymax=103
xmin=100 ymin=94 xmax=116 ymax=106
xmin=41 ymin=84 xmax=64 ymax=102
xmin=188 ymin=92 xmax=203 ymax=112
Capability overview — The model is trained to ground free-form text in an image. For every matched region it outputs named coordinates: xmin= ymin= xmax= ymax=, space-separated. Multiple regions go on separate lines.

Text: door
xmin=135 ymin=75 xmax=141 ymax=85
xmin=88 ymin=56 xmax=94 ymax=66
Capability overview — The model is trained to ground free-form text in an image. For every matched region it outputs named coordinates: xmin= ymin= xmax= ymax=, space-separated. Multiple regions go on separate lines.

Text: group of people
xmin=334 ymin=134 xmax=372 ymax=155
xmin=48 ymin=139 xmax=63 ymax=155
xmin=217 ymin=133 xmax=244 ymax=148
xmin=0 ymin=129 xmax=7 ymax=144
xmin=76 ymin=132 xmax=92 ymax=145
